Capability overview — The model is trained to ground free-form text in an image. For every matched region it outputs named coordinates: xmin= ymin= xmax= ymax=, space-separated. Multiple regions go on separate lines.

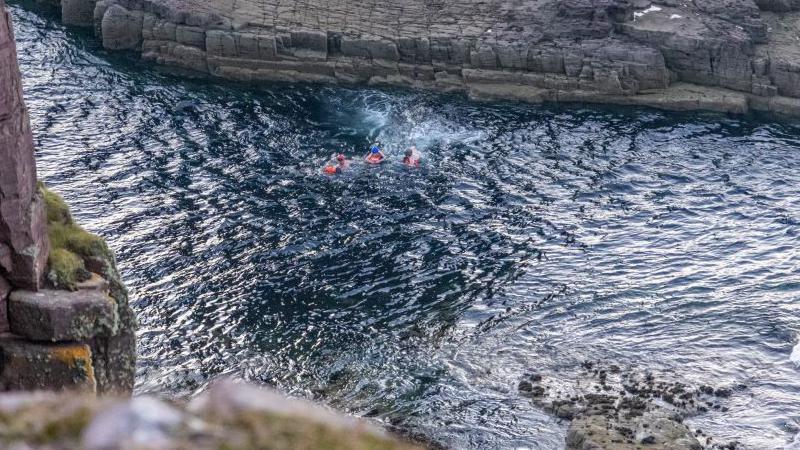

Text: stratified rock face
xmin=0 ymin=336 xmax=96 ymax=392
xmin=0 ymin=0 xmax=49 ymax=291
xmin=0 ymin=4 xmax=135 ymax=396
xmin=46 ymin=0 xmax=800 ymax=115
xmin=0 ymin=275 xmax=10 ymax=331
xmin=8 ymin=288 xmax=119 ymax=342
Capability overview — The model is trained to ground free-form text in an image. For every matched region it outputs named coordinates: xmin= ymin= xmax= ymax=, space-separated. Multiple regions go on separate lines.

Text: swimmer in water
xmin=403 ymin=146 xmax=421 ymax=167
xmin=365 ymin=144 xmax=385 ymax=164
xmin=323 ymin=153 xmax=348 ymax=174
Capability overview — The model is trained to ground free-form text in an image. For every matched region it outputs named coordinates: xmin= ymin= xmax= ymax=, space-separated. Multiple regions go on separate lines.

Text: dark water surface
xmin=10 ymin=3 xmax=800 ymax=448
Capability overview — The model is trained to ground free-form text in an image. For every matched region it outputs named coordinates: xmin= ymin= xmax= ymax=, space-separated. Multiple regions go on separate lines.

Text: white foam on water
xmin=791 ymin=337 xmax=800 ymax=367
xmin=785 ymin=432 xmax=800 ymax=450
xmin=368 ymin=98 xmax=486 ymax=158
xmin=633 ymin=5 xmax=662 ymax=20
xmin=786 ymin=335 xmax=800 ymax=450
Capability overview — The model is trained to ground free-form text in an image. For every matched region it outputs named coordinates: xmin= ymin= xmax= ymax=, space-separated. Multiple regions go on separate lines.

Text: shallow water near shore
xmin=9 ymin=3 xmax=800 ymax=448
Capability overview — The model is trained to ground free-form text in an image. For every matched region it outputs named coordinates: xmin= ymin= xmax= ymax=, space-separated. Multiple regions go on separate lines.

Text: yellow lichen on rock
xmin=51 ymin=344 xmax=97 ymax=390
xmin=51 ymin=343 xmax=93 ymax=366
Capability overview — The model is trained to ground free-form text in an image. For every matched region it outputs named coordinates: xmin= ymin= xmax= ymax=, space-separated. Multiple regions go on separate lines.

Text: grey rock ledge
xmin=35 ymin=0 xmax=800 ymax=116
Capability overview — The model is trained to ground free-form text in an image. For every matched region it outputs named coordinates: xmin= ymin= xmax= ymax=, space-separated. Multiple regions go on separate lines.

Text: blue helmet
xmin=371 ymin=146 xmax=380 ymax=154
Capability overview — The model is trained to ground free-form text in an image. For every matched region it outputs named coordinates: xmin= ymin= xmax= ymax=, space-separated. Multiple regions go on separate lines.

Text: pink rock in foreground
xmin=0 ymin=0 xmax=49 ymax=290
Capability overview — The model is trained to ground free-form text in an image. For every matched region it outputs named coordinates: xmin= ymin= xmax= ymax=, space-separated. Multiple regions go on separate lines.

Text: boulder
xmin=206 ymin=29 xmax=236 ymax=57
xmin=566 ymin=412 xmax=702 ymax=450
xmin=151 ymin=18 xmax=177 ymax=41
xmin=0 ymin=335 xmax=96 ymax=392
xmin=770 ymin=52 xmax=800 ymax=97
xmin=82 ymin=397 xmax=184 ymax=450
xmin=8 ymin=288 xmax=119 ymax=342
xmin=340 ymin=37 xmax=399 ymax=61
xmin=175 ymin=24 xmax=205 ymax=49
xmin=755 ymin=0 xmax=800 ymax=11
xmin=0 ymin=275 xmax=10 ymax=332
xmin=62 ymin=0 xmax=96 ymax=27
xmin=290 ymin=29 xmax=328 ymax=53
xmin=167 ymin=42 xmax=208 ymax=72
xmin=101 ymin=4 xmax=144 ymax=50
xmin=92 ymin=0 xmax=111 ymax=37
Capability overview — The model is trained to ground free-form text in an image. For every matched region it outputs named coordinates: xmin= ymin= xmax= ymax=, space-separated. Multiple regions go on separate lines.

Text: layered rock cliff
xmin=38 ymin=0 xmax=800 ymax=115
xmin=0 ymin=0 xmax=135 ymax=395
xmin=0 ymin=0 xmax=48 ymax=292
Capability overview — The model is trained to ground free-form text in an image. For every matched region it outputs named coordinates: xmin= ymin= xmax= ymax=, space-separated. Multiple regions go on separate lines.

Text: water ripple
xmin=9 ymin=2 xmax=800 ymax=449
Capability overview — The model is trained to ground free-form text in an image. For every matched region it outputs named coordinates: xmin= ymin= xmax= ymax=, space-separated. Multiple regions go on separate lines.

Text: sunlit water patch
xmin=9 ymin=3 xmax=800 ymax=448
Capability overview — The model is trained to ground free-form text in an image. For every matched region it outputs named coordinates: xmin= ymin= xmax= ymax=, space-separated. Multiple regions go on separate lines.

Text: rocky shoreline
xmin=26 ymin=0 xmax=800 ymax=116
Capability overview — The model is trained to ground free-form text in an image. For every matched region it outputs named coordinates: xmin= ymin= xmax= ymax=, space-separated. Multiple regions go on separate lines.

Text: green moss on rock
xmin=47 ymin=248 xmax=87 ymax=290
xmin=40 ymin=183 xmax=72 ymax=225
xmin=48 ymin=221 xmax=110 ymax=261
xmin=39 ymin=183 xmax=109 ymax=290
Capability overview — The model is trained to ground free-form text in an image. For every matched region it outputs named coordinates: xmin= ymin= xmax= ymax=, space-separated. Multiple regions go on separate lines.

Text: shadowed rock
xmin=8 ymin=288 xmax=119 ymax=342
xmin=0 ymin=335 xmax=96 ymax=392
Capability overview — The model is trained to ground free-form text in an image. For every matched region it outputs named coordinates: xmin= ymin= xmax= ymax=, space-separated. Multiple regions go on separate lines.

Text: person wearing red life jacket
xmin=323 ymin=153 xmax=348 ymax=174
xmin=365 ymin=144 xmax=385 ymax=164
xmin=403 ymin=146 xmax=421 ymax=167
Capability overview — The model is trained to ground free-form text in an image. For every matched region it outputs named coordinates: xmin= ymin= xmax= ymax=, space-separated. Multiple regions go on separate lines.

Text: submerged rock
xmin=519 ymin=363 xmax=738 ymax=450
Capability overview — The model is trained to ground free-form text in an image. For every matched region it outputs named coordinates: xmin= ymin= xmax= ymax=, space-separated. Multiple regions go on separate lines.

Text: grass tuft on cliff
xmin=39 ymin=182 xmax=110 ymax=290
xmin=47 ymin=249 xmax=86 ymax=290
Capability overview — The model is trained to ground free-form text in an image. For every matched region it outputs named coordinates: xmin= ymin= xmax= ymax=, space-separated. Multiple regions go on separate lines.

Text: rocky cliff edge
xmin=1 ymin=0 xmax=135 ymax=396
xmin=36 ymin=0 xmax=800 ymax=115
